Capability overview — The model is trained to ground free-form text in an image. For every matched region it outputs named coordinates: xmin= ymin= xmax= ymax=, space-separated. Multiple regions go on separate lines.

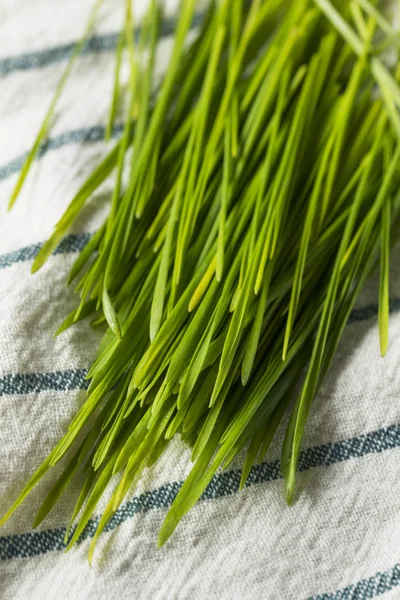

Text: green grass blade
xmin=102 ymin=288 xmax=122 ymax=340
xmin=9 ymin=0 xmax=103 ymax=210
xmin=105 ymin=30 xmax=125 ymax=142
xmin=379 ymin=198 xmax=391 ymax=357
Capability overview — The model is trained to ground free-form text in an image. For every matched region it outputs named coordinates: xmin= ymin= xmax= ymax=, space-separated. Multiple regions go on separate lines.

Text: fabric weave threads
xmin=0 ymin=125 xmax=123 ymax=183
xmin=0 ymin=12 xmax=205 ymax=76
xmin=0 ymin=234 xmax=92 ymax=270
xmin=1 ymin=425 xmax=399 ymax=562
xmin=0 ymin=369 xmax=89 ymax=397
xmin=309 ymin=563 xmax=400 ymax=600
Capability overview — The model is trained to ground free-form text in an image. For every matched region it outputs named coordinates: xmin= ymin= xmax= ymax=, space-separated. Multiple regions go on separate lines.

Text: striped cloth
xmin=0 ymin=1 xmax=400 ymax=598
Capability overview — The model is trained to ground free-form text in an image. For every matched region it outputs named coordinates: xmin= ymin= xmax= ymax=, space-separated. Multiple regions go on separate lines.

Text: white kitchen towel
xmin=0 ymin=1 xmax=399 ymax=599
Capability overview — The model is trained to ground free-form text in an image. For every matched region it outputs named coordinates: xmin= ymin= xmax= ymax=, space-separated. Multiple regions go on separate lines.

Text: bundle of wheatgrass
xmin=2 ymin=0 xmax=400 ymax=559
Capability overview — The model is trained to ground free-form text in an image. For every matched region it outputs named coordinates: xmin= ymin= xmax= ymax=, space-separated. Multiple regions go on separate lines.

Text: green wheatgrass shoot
xmin=1 ymin=0 xmax=400 ymax=561
xmin=8 ymin=0 xmax=104 ymax=211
